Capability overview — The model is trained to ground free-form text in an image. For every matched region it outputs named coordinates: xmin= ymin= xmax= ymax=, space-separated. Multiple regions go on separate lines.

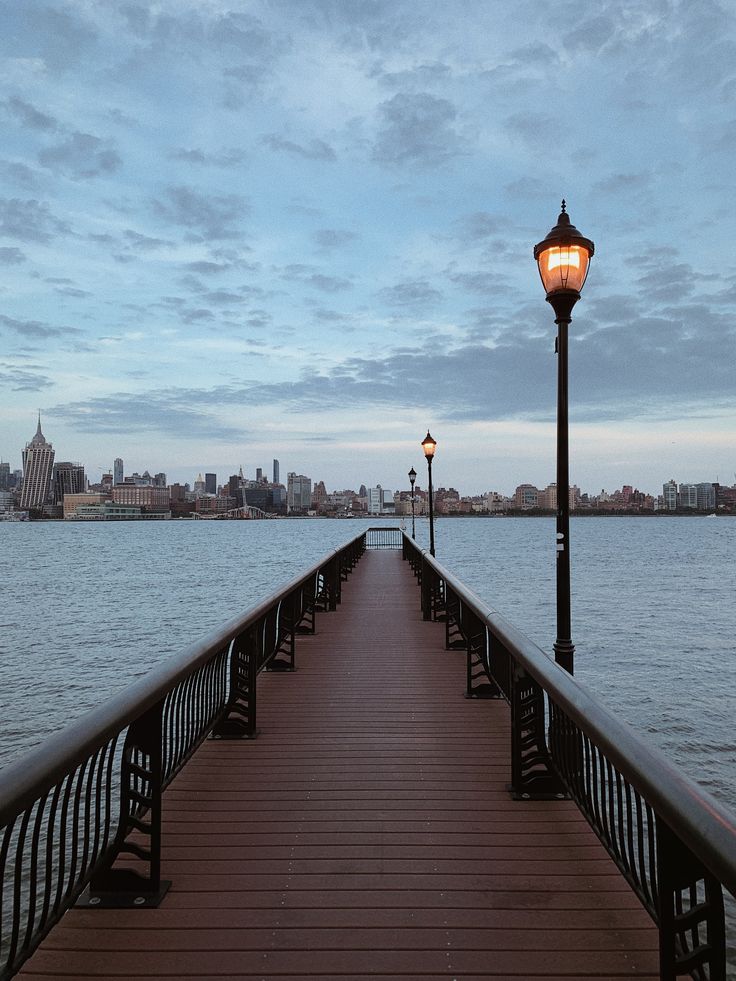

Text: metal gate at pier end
xmin=403 ymin=534 xmax=736 ymax=980
xmin=0 ymin=533 xmax=369 ymax=980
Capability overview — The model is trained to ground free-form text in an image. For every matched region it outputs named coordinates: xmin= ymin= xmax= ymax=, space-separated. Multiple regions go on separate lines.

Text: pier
xmin=1 ymin=530 xmax=735 ymax=979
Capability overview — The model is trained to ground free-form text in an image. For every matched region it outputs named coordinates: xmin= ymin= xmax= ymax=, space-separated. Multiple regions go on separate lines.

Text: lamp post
xmin=421 ymin=432 xmax=437 ymax=557
xmin=408 ymin=467 xmax=417 ymax=540
xmin=534 ymin=200 xmax=594 ymax=676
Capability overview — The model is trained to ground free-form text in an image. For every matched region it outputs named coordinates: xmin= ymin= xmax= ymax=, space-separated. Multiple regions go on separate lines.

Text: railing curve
xmin=402 ymin=532 xmax=736 ymax=980
xmin=0 ymin=531 xmax=367 ymax=980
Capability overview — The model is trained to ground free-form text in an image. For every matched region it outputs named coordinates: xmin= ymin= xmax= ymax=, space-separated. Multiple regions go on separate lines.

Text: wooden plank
xmin=18 ymin=550 xmax=659 ymax=979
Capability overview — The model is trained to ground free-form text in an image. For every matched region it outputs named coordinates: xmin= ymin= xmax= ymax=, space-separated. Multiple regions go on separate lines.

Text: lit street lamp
xmin=408 ymin=467 xmax=417 ymax=540
xmin=534 ymin=200 xmax=594 ymax=675
xmin=421 ymin=432 xmax=437 ymax=557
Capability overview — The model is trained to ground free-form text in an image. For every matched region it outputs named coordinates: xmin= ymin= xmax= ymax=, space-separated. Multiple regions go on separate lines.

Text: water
xmin=2 ymin=515 xmax=733 ymax=812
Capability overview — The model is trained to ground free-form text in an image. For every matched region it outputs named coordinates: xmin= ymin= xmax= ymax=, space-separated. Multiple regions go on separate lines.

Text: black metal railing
xmin=364 ymin=526 xmax=403 ymax=549
xmin=402 ymin=533 xmax=736 ymax=980
xmin=0 ymin=531 xmax=367 ymax=980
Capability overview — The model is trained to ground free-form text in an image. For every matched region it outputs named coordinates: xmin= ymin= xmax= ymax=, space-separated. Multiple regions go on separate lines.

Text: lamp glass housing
xmin=421 ymin=432 xmax=436 ymax=459
xmin=537 ymin=244 xmax=591 ymax=295
xmin=408 ymin=467 xmax=416 ymax=486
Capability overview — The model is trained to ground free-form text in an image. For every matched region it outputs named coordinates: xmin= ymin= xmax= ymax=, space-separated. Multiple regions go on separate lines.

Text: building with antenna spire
xmin=20 ymin=415 xmax=55 ymax=512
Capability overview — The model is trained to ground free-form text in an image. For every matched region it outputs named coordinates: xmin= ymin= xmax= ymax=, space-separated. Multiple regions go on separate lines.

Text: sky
xmin=1 ymin=0 xmax=735 ymax=496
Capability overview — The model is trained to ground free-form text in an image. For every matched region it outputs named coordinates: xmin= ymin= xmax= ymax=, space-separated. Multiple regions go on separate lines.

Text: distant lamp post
xmin=408 ymin=467 xmax=417 ymax=540
xmin=421 ymin=431 xmax=437 ymax=557
xmin=534 ymin=200 xmax=594 ymax=675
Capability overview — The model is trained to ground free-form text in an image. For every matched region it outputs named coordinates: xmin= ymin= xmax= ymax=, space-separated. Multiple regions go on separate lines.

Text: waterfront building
xmin=287 ymin=473 xmax=312 ymax=513
xmin=678 ymin=482 xmax=716 ymax=511
xmin=63 ymin=492 xmax=110 ymax=519
xmin=273 ymin=459 xmax=280 ymax=485
xmin=113 ymin=458 xmax=124 ymax=485
xmin=111 ymin=485 xmax=170 ymax=514
xmin=514 ymin=484 xmax=539 ymax=510
xmin=52 ymin=462 xmax=86 ymax=504
xmin=367 ymin=485 xmax=383 ymax=514
xmin=20 ymin=418 xmax=55 ymax=511
xmin=204 ymin=473 xmax=217 ymax=495
xmin=0 ymin=490 xmax=14 ymax=514
xmin=663 ymin=479 xmax=678 ymax=511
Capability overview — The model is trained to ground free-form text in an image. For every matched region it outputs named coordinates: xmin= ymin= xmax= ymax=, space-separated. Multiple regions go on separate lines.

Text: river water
xmin=1 ymin=516 xmax=734 ymax=816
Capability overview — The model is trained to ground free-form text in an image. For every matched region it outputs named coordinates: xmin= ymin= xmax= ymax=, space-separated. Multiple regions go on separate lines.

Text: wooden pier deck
xmin=19 ymin=550 xmax=658 ymax=979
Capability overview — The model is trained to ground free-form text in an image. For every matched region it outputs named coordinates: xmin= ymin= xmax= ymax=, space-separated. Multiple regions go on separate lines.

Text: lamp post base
xmin=553 ymin=638 xmax=575 ymax=675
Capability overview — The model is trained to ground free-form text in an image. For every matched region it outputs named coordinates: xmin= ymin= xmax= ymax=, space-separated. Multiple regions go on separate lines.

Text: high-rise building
xmin=205 ymin=473 xmax=217 ymax=495
xmin=113 ymin=457 xmax=124 ymax=485
xmin=273 ymin=459 xmax=280 ymax=485
xmin=193 ymin=473 xmax=206 ymax=496
xmin=662 ymin=479 xmax=677 ymax=511
xmin=256 ymin=467 xmax=263 ymax=483
xmin=20 ymin=417 xmax=55 ymax=511
xmin=52 ymin=462 xmax=86 ymax=503
xmin=368 ymin=485 xmax=383 ymax=513
xmin=0 ymin=462 xmax=10 ymax=491
xmin=287 ymin=472 xmax=312 ymax=512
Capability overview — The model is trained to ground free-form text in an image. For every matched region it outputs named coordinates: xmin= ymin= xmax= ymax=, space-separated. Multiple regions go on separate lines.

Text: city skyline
xmin=1 ymin=2 xmax=735 ymax=492
xmin=2 ymin=413 xmax=732 ymax=502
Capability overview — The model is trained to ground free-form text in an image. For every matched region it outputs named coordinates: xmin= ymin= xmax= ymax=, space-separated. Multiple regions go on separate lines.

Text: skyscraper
xmin=273 ymin=459 xmax=280 ymax=485
xmin=205 ymin=473 xmax=216 ymax=494
xmin=20 ymin=416 xmax=55 ymax=511
xmin=113 ymin=457 xmax=124 ymax=486
xmin=52 ymin=462 xmax=86 ymax=503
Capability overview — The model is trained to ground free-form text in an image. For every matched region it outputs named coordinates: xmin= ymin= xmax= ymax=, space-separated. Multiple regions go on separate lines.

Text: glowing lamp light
xmin=534 ymin=201 xmax=594 ymax=297
xmin=421 ymin=432 xmax=437 ymax=459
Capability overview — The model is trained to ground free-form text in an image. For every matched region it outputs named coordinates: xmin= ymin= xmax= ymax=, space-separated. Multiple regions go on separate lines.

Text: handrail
xmin=0 ymin=530 xmax=367 ymax=980
xmin=402 ymin=532 xmax=735 ymax=978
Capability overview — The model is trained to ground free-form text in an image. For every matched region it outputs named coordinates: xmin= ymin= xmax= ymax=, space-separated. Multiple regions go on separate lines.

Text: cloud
xmin=3 ymin=96 xmax=59 ymax=131
xmin=504 ymin=111 xmax=558 ymax=147
xmin=377 ymin=279 xmax=443 ymax=307
xmin=0 ymin=198 xmax=70 ymax=242
xmin=0 ymin=363 xmax=51 ymax=391
xmin=373 ymin=62 xmax=452 ymax=88
xmin=563 ymin=15 xmax=616 ymax=53
xmin=168 ymin=147 xmax=249 ymax=168
xmin=372 ymin=92 xmax=464 ymax=166
xmin=261 ymin=134 xmax=337 ymax=161
xmin=38 ymin=132 xmax=121 ymax=179
xmin=124 ymin=229 xmax=174 ymax=251
xmin=453 ymin=211 xmax=505 ymax=243
xmin=152 ymin=185 xmax=249 ymax=240
xmin=0 ymin=160 xmax=41 ymax=191
xmin=312 ymin=229 xmax=358 ymax=250
xmin=182 ymin=260 xmax=232 ymax=275
xmin=0 ymin=315 xmax=81 ymax=340
xmin=53 ymin=390 xmax=245 ymax=441
xmin=0 ymin=247 xmax=26 ymax=264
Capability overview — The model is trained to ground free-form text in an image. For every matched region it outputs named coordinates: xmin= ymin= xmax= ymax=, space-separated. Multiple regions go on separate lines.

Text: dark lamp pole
xmin=534 ymin=200 xmax=594 ymax=675
xmin=408 ymin=467 xmax=417 ymax=540
xmin=421 ymin=431 xmax=437 ymax=557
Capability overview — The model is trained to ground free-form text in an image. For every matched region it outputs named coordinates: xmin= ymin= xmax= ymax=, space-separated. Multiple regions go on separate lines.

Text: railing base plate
xmin=507 ymin=782 xmax=568 ymax=802
xmin=76 ymin=880 xmax=171 ymax=909
xmin=464 ymin=688 xmax=502 ymax=699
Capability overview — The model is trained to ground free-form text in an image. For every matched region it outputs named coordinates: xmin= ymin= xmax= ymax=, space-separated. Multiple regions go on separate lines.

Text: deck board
xmin=19 ymin=549 xmax=658 ymax=979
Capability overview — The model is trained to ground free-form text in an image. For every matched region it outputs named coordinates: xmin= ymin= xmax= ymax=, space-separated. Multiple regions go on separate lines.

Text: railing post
xmin=656 ymin=819 xmax=726 ymax=980
xmin=211 ymin=626 xmax=259 ymax=739
xmin=421 ymin=555 xmax=431 ymax=620
xmin=329 ymin=554 xmax=339 ymax=610
xmin=83 ymin=698 xmax=170 ymax=907
xmin=509 ymin=662 xmax=565 ymax=800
